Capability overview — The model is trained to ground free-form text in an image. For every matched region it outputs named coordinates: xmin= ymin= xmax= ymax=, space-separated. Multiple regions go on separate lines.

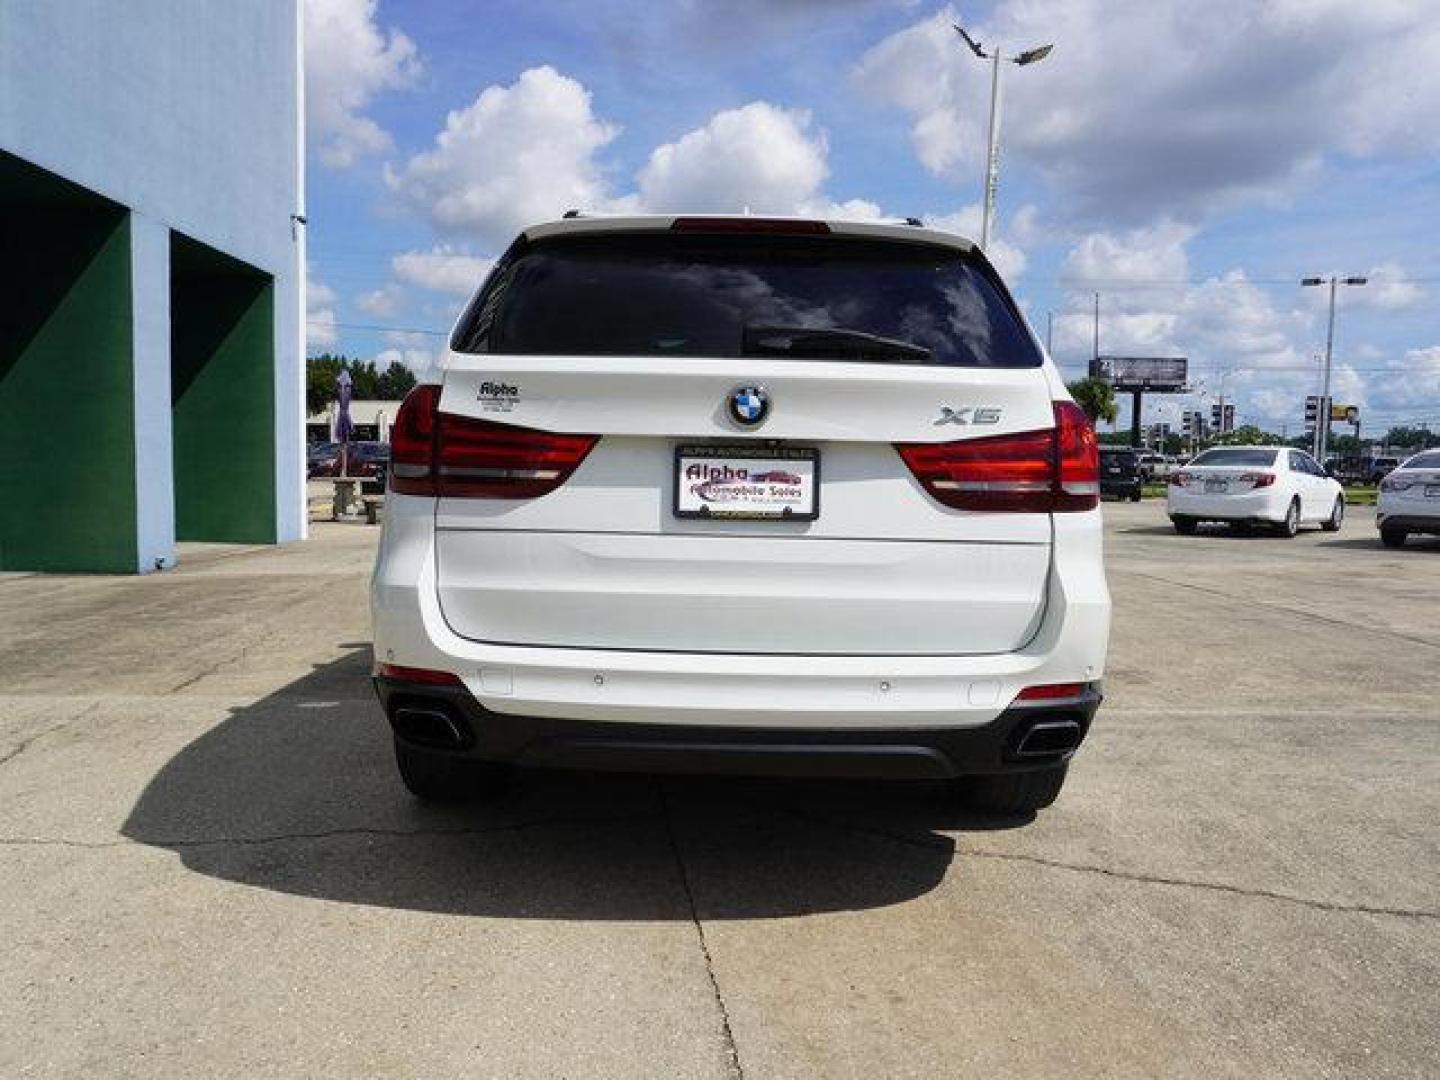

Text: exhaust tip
xmin=1015 ymin=720 xmax=1083 ymax=758
xmin=391 ymin=705 xmax=472 ymax=750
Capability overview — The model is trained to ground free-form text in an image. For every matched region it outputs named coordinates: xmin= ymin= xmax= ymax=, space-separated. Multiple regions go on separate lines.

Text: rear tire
xmin=1381 ymin=526 xmax=1408 ymax=549
xmin=957 ymin=765 xmax=1069 ymax=816
xmin=1172 ymin=516 xmax=1198 ymax=535
xmin=394 ymin=738 xmax=512 ymax=803
xmin=1321 ymin=496 xmax=1344 ymax=532
xmin=1276 ymin=498 xmax=1300 ymax=538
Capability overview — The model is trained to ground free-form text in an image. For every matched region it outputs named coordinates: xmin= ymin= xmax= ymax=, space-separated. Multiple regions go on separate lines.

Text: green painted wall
xmin=171 ymin=236 xmax=276 ymax=543
xmin=0 ymin=206 xmax=136 ymax=572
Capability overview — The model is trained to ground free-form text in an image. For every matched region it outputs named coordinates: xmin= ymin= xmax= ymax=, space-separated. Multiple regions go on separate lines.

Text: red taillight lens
xmin=388 ymin=383 xmax=598 ymax=499
xmin=895 ymin=401 xmax=1099 ymax=513
xmin=376 ymin=663 xmax=462 ymax=686
xmin=1239 ymin=472 xmax=1276 ymax=488
xmin=389 ymin=384 xmax=440 ymax=495
xmin=435 ymin=413 xmax=597 ymax=498
xmin=1015 ymin=682 xmax=1087 ymax=702
xmin=1169 ymin=471 xmax=1192 ymax=487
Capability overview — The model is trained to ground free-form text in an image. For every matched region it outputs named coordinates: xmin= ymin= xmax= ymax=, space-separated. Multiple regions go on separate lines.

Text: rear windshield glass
xmin=1190 ymin=448 xmax=1278 ymax=467
xmin=1403 ymin=451 xmax=1440 ymax=468
xmin=451 ymin=233 xmax=1041 ymax=368
xmin=1100 ymin=447 xmax=1136 ymax=459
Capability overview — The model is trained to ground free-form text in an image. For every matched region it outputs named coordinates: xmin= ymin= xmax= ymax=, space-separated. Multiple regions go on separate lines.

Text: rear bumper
xmin=1376 ymin=511 xmax=1440 ymax=533
xmin=1167 ymin=487 xmax=1287 ymax=522
xmin=371 ymin=494 xmax=1110 ymax=734
xmin=374 ymin=677 xmax=1102 ymax=779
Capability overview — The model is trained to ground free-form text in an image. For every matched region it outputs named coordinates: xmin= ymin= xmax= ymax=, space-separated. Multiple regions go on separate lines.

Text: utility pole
xmin=952 ymin=23 xmax=1053 ymax=253
xmin=1092 ymin=292 xmax=1100 ymax=363
xmin=1046 ymin=311 xmax=1054 ymax=355
xmin=1301 ymin=274 xmax=1367 ymax=463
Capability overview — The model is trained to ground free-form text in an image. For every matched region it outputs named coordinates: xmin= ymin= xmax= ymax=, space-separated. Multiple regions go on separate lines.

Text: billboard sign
xmin=1331 ymin=404 xmax=1359 ymax=424
xmin=1090 ymin=355 xmax=1188 ymax=392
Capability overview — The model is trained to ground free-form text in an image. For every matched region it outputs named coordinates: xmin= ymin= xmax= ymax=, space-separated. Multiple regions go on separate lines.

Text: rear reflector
xmin=376 ymin=663 xmax=463 ymax=686
xmin=1015 ymin=682 xmax=1086 ymax=701
xmin=670 ymin=216 xmax=830 ymax=235
xmin=388 ymin=384 xmax=598 ymax=499
xmin=895 ymin=401 xmax=1099 ymax=513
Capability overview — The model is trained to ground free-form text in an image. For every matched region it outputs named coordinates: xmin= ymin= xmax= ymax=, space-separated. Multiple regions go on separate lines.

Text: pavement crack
xmin=0 ymin=705 xmax=102 ymax=769
xmin=659 ymin=783 xmax=745 ymax=1080
xmin=769 ymin=805 xmax=1439 ymax=921
xmin=0 ymin=813 xmax=661 ymax=852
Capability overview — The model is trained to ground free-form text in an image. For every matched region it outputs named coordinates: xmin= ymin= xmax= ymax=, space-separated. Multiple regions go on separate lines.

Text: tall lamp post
xmin=953 ymin=22 xmax=1053 ymax=252
xmin=1301 ymin=275 xmax=1367 ymax=462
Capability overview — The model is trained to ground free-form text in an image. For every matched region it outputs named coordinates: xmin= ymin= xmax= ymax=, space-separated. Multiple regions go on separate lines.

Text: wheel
xmin=1172 ymin=516 xmax=1198 ymax=535
xmin=956 ymin=765 xmax=1069 ymax=816
xmin=1381 ymin=526 xmax=1408 ymax=549
xmin=394 ymin=738 xmax=512 ymax=802
xmin=1321 ymin=496 xmax=1344 ymax=532
xmin=1275 ymin=498 xmax=1300 ymax=538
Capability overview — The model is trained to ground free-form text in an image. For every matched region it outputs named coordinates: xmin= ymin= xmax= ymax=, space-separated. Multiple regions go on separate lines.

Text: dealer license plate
xmin=674 ymin=446 xmax=819 ymax=521
xmin=1204 ymin=479 xmax=1228 ymax=493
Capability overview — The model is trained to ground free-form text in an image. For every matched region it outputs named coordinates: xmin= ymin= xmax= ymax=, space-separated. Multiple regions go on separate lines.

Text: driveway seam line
xmin=659 ymin=782 xmax=745 ymax=1080
xmin=768 ymin=806 xmax=1439 ymax=921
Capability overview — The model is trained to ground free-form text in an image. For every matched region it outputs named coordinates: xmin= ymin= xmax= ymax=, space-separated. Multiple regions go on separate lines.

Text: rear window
xmin=451 ymin=233 xmax=1041 ymax=368
xmin=1190 ymin=448 xmax=1279 ymax=467
xmin=1403 ymin=451 xmax=1440 ymax=468
xmin=1100 ymin=447 xmax=1137 ymax=460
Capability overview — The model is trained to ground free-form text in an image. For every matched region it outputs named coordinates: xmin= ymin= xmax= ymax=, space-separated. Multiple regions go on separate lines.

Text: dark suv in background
xmin=1099 ymin=446 xmax=1143 ymax=501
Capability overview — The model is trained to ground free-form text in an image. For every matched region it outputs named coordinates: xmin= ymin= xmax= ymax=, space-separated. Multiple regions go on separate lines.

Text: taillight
xmin=670 ymin=216 xmax=830 ymax=235
xmin=1169 ymin=471 xmax=1192 ymax=487
xmin=1239 ymin=472 xmax=1276 ymax=488
xmin=1380 ymin=476 xmax=1411 ymax=492
xmin=895 ymin=401 xmax=1099 ymax=513
xmin=387 ymin=383 xmax=598 ymax=499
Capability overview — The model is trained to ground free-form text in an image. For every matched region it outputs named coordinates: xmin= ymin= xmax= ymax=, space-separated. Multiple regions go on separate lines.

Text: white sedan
xmin=1167 ymin=446 xmax=1344 ymax=537
xmin=1377 ymin=449 xmax=1440 ymax=547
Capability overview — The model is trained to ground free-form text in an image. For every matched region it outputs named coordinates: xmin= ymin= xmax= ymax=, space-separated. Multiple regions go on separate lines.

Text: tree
xmin=1067 ymin=377 xmax=1117 ymax=424
xmin=1207 ymin=425 xmax=1285 ymax=447
xmin=305 ymin=354 xmax=418 ymax=417
xmin=1384 ymin=426 xmax=1436 ymax=449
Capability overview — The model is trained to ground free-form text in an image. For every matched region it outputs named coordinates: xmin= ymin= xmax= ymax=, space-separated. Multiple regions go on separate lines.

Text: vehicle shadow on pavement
xmin=120 ymin=650 xmax=1026 ymax=919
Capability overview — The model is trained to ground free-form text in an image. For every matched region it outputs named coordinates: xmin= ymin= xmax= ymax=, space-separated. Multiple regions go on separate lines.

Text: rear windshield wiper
xmin=741 ymin=325 xmax=932 ymax=363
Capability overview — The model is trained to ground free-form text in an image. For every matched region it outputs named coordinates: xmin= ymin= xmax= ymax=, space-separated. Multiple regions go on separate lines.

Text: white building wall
xmin=0 ymin=0 xmax=305 ymax=564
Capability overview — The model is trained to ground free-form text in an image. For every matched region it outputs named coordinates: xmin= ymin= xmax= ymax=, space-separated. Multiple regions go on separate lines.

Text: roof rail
xmin=904 ymin=216 xmax=924 ymax=227
xmin=561 ymin=208 xmax=583 ymax=219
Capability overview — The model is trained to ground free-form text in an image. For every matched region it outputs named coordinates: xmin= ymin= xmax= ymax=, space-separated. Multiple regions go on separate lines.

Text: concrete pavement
xmin=2 ymin=506 xmax=1437 ymax=1077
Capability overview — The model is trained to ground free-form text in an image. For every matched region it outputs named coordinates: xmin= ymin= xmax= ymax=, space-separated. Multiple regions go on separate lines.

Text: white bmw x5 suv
xmin=370 ymin=215 xmax=1110 ymax=815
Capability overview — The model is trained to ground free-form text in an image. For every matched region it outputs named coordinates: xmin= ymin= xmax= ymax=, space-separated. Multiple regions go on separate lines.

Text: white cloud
xmin=304 ymin=0 xmax=422 ymax=169
xmin=1358 ymin=263 xmax=1425 ymax=312
xmin=1062 ymin=222 xmax=1196 ymax=284
xmin=637 ymin=103 xmax=829 ymax=213
xmin=306 ymin=272 xmax=338 ymax=349
xmin=854 ymin=2 xmax=1440 ymax=223
xmin=391 ymin=246 xmax=494 ymax=295
xmin=377 ymin=330 xmax=441 ymax=375
xmin=355 ymin=283 xmax=405 ymax=317
xmin=386 ymin=66 xmax=620 ymax=248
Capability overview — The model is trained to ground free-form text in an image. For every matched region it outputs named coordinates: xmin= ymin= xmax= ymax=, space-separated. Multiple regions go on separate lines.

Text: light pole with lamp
xmin=1301 ymin=275 xmax=1367 ymax=462
xmin=953 ymin=21 xmax=1053 ymax=252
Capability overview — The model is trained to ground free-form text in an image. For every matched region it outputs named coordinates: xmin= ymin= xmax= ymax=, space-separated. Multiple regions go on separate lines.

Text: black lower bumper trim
xmin=373 ymin=678 xmax=1102 ymax=780
xmin=1377 ymin=515 xmax=1440 ymax=534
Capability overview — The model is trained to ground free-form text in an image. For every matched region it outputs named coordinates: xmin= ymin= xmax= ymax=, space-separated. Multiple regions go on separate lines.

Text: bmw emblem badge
xmin=728 ymin=385 xmax=770 ymax=427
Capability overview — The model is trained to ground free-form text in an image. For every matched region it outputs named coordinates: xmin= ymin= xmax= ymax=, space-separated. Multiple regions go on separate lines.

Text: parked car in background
xmin=371 ymin=213 xmax=1111 ymax=816
xmin=1100 ymin=446 xmax=1143 ymax=501
xmin=307 ymin=441 xmax=339 ymax=478
xmin=1377 ymin=450 xmax=1440 ymax=548
xmin=311 ymin=440 xmax=390 ymax=479
xmin=1367 ymin=456 xmax=1402 ymax=484
xmin=1167 ymin=446 xmax=1344 ymax=537
xmin=1136 ymin=452 xmax=1170 ymax=482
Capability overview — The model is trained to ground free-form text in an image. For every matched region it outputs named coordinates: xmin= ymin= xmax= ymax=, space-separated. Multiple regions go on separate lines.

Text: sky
xmin=302 ymin=0 xmax=1440 ymax=437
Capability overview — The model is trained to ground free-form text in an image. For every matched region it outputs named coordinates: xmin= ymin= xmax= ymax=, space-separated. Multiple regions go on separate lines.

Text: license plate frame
xmin=1425 ymin=484 xmax=1440 ymax=498
xmin=1204 ymin=479 xmax=1228 ymax=493
xmin=673 ymin=445 xmax=820 ymax=521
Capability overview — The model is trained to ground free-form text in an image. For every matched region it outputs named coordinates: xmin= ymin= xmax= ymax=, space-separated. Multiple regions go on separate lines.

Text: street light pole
xmin=1302 ymin=274 xmax=1367 ymax=463
xmin=953 ymin=23 xmax=1052 ymax=254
